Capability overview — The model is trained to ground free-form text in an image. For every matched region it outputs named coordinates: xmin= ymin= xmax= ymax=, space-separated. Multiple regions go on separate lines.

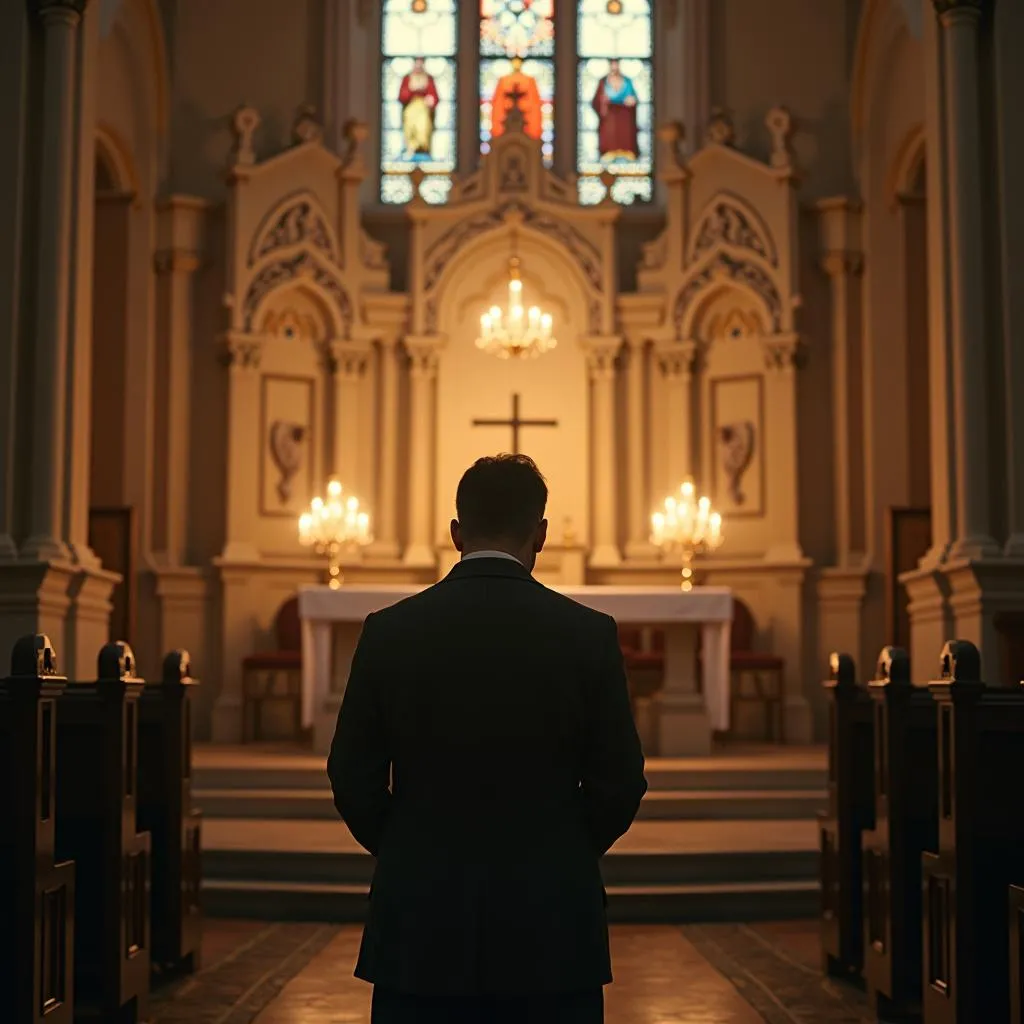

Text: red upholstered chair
xmin=241 ymin=596 xmax=304 ymax=742
xmin=617 ymin=625 xmax=666 ymax=671
xmin=728 ymin=597 xmax=785 ymax=742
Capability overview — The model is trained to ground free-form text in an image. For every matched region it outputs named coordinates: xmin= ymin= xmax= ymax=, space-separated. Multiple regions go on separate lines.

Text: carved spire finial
xmin=292 ymin=105 xmax=323 ymax=146
xmin=231 ymin=106 xmax=261 ymax=167
xmin=766 ymin=106 xmax=793 ymax=170
xmin=705 ymin=108 xmax=735 ymax=148
xmin=657 ymin=121 xmax=686 ymax=171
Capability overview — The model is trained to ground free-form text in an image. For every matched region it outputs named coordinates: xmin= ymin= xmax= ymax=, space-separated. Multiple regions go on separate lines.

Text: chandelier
xmin=476 ymin=238 xmax=556 ymax=359
xmin=298 ymin=478 xmax=372 ymax=589
xmin=651 ymin=479 xmax=724 ymax=591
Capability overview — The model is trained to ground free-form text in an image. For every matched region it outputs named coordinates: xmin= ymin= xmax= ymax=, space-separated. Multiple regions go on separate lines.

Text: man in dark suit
xmin=328 ymin=454 xmax=648 ymax=1023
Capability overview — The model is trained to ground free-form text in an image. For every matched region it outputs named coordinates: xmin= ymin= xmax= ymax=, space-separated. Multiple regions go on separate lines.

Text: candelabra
xmin=475 ymin=248 xmax=556 ymax=360
xmin=298 ymin=478 xmax=372 ymax=589
xmin=650 ymin=479 xmax=724 ymax=591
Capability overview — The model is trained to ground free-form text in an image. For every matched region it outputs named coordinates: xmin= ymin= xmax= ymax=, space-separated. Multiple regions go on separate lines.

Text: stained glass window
xmin=479 ymin=1 xmax=555 ymax=168
xmin=380 ymin=0 xmax=459 ymax=205
xmin=576 ymin=0 xmax=653 ymax=205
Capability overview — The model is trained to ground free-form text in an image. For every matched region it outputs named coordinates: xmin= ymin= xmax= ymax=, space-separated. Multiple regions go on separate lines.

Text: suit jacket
xmin=327 ymin=556 xmax=648 ymax=996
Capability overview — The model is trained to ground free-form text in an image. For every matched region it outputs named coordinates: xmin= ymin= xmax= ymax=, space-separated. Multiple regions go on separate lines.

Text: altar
xmin=299 ymin=584 xmax=733 ymax=757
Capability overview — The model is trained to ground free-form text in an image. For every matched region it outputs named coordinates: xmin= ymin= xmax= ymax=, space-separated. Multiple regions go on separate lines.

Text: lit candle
xmin=327 ymin=478 xmax=342 ymax=499
xmin=541 ymin=312 xmax=552 ymax=337
xmin=681 ymin=479 xmax=695 ymax=501
xmin=528 ymin=306 xmax=540 ymax=328
xmin=651 ymin=511 xmax=665 ymax=545
xmin=298 ymin=512 xmax=312 ymax=544
xmin=710 ymin=511 xmax=722 ymax=545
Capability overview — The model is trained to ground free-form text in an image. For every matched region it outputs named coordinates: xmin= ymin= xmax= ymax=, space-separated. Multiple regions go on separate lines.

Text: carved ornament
xmin=292 ymin=105 xmax=323 ymax=146
xmin=765 ymin=107 xmax=793 ymax=171
xmin=423 ymin=202 xmax=603 ymax=294
xmin=326 ymin=341 xmax=368 ymax=378
xmin=761 ymin=333 xmax=805 ymax=371
xmin=718 ymin=422 xmax=756 ymax=505
xmin=691 ymin=197 xmax=776 ymax=266
xmin=219 ymin=334 xmax=262 ymax=370
xmin=231 ymin=106 xmax=260 ymax=168
xmin=249 ymin=196 xmax=338 ymax=267
xmin=587 ymin=347 xmax=618 ymax=380
xmin=658 ymin=340 xmax=699 ymax=379
xmin=674 ymin=253 xmax=782 ymax=334
xmin=361 ymin=230 xmax=389 ymax=271
xmin=242 ymin=251 xmax=353 ymax=335
xmin=407 ymin=348 xmax=440 ymax=378
xmin=705 ymin=109 xmax=735 ymax=148
xmin=269 ymin=422 xmax=307 ymax=504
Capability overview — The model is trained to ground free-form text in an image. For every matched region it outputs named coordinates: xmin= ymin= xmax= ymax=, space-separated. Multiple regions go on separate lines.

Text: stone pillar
xmin=371 ymin=337 xmax=401 ymax=559
xmin=329 ymin=343 xmax=369 ymax=499
xmin=22 ymin=0 xmax=88 ymax=562
xmin=219 ymin=334 xmax=262 ymax=562
xmin=588 ymin=342 xmax=621 ymax=568
xmin=153 ymin=198 xmax=206 ymax=565
xmin=818 ymin=199 xmax=866 ymax=565
xmin=404 ymin=338 xmax=440 ymax=567
xmin=624 ymin=337 xmax=656 ymax=559
xmin=658 ymin=342 xmax=696 ymax=495
xmin=934 ymin=0 xmax=999 ymax=559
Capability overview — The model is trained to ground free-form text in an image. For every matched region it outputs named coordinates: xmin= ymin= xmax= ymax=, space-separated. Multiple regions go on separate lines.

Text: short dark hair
xmin=455 ymin=454 xmax=548 ymax=543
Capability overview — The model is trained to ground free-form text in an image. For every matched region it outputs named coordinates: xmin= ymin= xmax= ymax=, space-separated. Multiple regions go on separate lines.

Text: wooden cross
xmin=471 ymin=393 xmax=558 ymax=455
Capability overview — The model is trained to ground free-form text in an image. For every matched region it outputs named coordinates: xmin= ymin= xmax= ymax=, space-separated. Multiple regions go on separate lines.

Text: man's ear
xmin=534 ymin=519 xmax=548 ymax=553
xmin=450 ymin=519 xmax=463 ymax=552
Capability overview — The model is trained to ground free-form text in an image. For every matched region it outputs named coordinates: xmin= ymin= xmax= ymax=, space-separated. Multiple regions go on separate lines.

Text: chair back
xmin=731 ymin=597 xmax=756 ymax=653
xmin=274 ymin=596 xmax=301 ymax=652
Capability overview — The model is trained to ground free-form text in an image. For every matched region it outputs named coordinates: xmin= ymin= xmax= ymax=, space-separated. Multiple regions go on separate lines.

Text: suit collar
xmin=444 ymin=556 xmax=540 ymax=585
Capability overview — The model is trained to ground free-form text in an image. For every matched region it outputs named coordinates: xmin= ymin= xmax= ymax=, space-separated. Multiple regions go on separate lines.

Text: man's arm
xmin=326 ymin=612 xmax=392 ymax=856
xmin=579 ymin=614 xmax=648 ymax=856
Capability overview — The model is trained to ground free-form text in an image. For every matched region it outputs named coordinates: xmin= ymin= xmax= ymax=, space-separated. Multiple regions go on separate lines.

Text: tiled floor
xmin=152 ymin=918 xmax=869 ymax=1024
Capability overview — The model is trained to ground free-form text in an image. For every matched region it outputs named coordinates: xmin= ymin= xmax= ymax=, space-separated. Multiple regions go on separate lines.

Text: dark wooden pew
xmin=862 ymin=645 xmax=938 ymax=1019
xmin=0 ymin=635 xmax=75 ymax=1024
xmin=818 ymin=651 xmax=874 ymax=979
xmin=921 ymin=641 xmax=1024 ymax=1024
xmin=55 ymin=642 xmax=152 ymax=1023
xmin=1011 ymin=884 xmax=1024 ymax=1024
xmin=138 ymin=650 xmax=203 ymax=976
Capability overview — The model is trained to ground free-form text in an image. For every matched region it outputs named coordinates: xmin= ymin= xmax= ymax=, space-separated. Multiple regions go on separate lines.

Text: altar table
xmin=298 ymin=584 xmax=733 ymax=756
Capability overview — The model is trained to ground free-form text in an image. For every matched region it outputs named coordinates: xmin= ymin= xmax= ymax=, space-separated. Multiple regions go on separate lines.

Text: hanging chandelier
xmin=475 ymin=236 xmax=557 ymax=359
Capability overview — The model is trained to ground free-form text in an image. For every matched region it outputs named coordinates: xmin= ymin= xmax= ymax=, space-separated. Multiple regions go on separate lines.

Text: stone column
xmin=22 ymin=0 xmax=89 ymax=562
xmin=371 ymin=337 xmax=401 ymax=559
xmin=588 ymin=342 xmax=621 ymax=568
xmin=818 ymin=199 xmax=866 ymax=565
xmin=658 ymin=342 xmax=696 ymax=495
xmin=404 ymin=338 xmax=440 ymax=567
xmin=330 ymin=343 xmax=369 ymax=498
xmin=934 ymin=0 xmax=999 ymax=559
xmin=624 ymin=336 xmax=656 ymax=559
xmin=219 ymin=335 xmax=262 ymax=563
xmin=153 ymin=197 xmax=206 ymax=565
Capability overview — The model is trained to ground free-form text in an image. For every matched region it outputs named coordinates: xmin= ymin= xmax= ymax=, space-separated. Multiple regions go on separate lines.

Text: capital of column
xmin=404 ymin=333 xmax=443 ymax=379
xmin=218 ymin=332 xmax=262 ymax=371
xmin=30 ymin=0 xmax=87 ymax=19
xmin=327 ymin=340 xmax=369 ymax=378
xmin=933 ymin=0 xmax=984 ymax=16
xmin=657 ymin=339 xmax=698 ymax=380
xmin=762 ymin=332 xmax=806 ymax=372
xmin=821 ymin=250 xmax=864 ymax=278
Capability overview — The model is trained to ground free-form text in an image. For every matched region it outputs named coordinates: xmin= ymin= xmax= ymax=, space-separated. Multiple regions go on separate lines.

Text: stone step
xmin=194 ymin=786 xmax=826 ymax=822
xmin=201 ymin=878 xmax=820 ymax=925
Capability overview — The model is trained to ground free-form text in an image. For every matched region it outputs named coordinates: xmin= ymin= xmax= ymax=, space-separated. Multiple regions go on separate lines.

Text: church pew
xmin=862 ymin=645 xmax=938 ymax=1019
xmin=137 ymin=650 xmax=203 ymax=976
xmin=55 ymin=642 xmax=152 ymax=1023
xmin=0 ymin=635 xmax=75 ymax=1024
xmin=921 ymin=641 xmax=1024 ymax=1024
xmin=818 ymin=651 xmax=874 ymax=979
xmin=1010 ymin=885 xmax=1024 ymax=1024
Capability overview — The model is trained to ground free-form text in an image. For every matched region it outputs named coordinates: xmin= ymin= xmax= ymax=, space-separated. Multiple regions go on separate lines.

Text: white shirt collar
xmin=461 ymin=549 xmax=523 ymax=566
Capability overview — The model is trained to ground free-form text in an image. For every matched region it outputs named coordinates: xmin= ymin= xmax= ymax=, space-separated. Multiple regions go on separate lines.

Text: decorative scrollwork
xmin=249 ymin=196 xmax=337 ymax=267
xmin=422 ymin=201 xmax=603 ymax=294
xmin=242 ymin=252 xmax=353 ymax=335
xmin=674 ymin=253 xmax=782 ymax=334
xmin=691 ymin=197 xmax=776 ymax=266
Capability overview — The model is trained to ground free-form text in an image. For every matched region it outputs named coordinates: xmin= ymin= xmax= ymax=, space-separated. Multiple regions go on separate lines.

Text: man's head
xmin=413 ymin=56 xmax=425 ymax=72
xmin=608 ymin=58 xmax=620 ymax=74
xmin=451 ymin=454 xmax=548 ymax=568
xmin=511 ymin=55 xmax=524 ymax=72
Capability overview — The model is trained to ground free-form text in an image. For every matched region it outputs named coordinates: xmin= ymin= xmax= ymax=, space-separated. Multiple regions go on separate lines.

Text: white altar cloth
xmin=298 ymin=584 xmax=733 ymax=756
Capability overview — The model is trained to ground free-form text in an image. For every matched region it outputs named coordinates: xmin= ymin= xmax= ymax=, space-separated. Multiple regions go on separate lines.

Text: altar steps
xmin=194 ymin=745 xmax=825 ymax=923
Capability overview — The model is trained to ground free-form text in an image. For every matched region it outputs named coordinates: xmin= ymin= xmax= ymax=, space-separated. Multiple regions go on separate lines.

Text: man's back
xmin=328 ymin=556 xmax=647 ymax=998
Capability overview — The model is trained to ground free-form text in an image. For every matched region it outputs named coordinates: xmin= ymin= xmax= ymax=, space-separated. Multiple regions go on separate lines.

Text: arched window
xmin=576 ymin=0 xmax=653 ymax=205
xmin=380 ymin=0 xmax=459 ymax=205
xmin=377 ymin=0 xmax=655 ymax=206
xmin=479 ymin=0 xmax=556 ymax=168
